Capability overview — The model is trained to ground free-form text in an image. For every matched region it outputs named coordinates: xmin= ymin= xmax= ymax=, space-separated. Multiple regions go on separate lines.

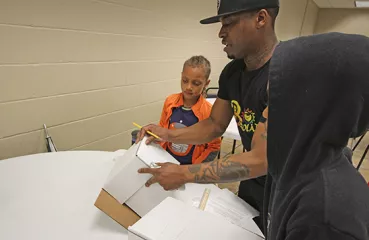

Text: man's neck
xmin=244 ymin=36 xmax=278 ymax=71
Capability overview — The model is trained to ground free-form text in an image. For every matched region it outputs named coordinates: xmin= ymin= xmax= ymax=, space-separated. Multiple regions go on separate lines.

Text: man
xmin=137 ymin=0 xmax=279 ymax=232
xmin=265 ymin=32 xmax=369 ymax=239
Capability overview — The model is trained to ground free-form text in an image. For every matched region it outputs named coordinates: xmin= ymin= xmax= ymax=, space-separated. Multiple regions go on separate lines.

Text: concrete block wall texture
xmin=276 ymin=0 xmax=318 ymax=39
xmin=0 ymin=0 xmax=318 ymax=160
xmin=315 ymin=8 xmax=369 ymax=37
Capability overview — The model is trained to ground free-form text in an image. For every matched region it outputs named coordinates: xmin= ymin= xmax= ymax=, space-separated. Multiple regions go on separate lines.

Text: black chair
xmin=205 ymin=87 xmax=219 ymax=98
xmin=131 ymin=129 xmax=140 ymax=145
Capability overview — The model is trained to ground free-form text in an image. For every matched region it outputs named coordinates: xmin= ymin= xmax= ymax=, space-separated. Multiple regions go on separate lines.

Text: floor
xmin=216 ymin=133 xmax=369 ymax=194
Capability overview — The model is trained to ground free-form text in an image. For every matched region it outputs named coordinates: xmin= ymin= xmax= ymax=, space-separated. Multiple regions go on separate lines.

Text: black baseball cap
xmin=200 ymin=0 xmax=280 ymax=24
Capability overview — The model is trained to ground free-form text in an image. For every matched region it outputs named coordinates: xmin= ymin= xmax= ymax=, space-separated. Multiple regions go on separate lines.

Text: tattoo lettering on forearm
xmin=187 ymin=156 xmax=250 ymax=184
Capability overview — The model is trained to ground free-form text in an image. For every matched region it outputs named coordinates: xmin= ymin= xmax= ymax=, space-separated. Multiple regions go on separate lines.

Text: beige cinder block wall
xmin=315 ymin=8 xmax=369 ymax=36
xmin=0 ymin=0 xmax=229 ymax=160
xmin=277 ymin=0 xmax=319 ymax=40
xmin=0 ymin=0 xmax=318 ymax=160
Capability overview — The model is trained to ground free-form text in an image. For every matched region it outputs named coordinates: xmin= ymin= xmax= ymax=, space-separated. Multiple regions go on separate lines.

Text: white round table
xmin=0 ymin=150 xmax=128 ymax=240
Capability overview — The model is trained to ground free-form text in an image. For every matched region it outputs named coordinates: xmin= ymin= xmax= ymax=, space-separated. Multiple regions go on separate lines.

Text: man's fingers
xmin=145 ymin=176 xmax=158 ymax=187
xmin=145 ymin=136 xmax=156 ymax=145
xmin=135 ymin=124 xmax=162 ymax=144
xmin=135 ymin=129 xmax=146 ymax=143
xmin=153 ymin=137 xmax=163 ymax=143
xmin=138 ymin=167 xmax=160 ymax=174
xmin=154 ymin=162 xmax=168 ymax=167
xmin=135 ymin=130 xmax=142 ymax=144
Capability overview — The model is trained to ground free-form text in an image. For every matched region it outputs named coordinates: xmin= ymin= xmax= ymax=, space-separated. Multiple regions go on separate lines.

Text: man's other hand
xmin=138 ymin=162 xmax=188 ymax=191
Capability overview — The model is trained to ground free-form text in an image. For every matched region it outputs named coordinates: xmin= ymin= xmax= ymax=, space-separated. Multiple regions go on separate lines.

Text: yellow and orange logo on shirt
xmin=231 ymin=100 xmax=257 ymax=133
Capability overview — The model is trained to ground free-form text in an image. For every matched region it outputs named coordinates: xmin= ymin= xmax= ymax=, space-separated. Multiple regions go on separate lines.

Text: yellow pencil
xmin=132 ymin=122 xmax=160 ymax=139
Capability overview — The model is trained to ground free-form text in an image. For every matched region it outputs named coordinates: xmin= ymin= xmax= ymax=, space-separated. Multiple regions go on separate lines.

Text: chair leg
xmin=357 ymin=144 xmax=369 ymax=170
xmin=218 ymin=137 xmax=224 ymax=159
xmin=353 ymin=131 xmax=367 ymax=151
xmin=232 ymin=140 xmax=237 ymax=154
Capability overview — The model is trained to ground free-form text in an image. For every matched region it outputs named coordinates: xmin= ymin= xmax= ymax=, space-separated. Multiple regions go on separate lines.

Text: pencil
xmin=132 ymin=122 xmax=160 ymax=139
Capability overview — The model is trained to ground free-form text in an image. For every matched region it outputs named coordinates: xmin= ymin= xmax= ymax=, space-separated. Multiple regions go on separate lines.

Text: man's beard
xmin=227 ymin=54 xmax=235 ymax=60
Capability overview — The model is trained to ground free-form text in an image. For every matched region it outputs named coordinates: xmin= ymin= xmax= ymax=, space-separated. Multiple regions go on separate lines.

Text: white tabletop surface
xmin=0 ymin=150 xmax=128 ymax=240
xmin=207 ymin=98 xmax=241 ymax=141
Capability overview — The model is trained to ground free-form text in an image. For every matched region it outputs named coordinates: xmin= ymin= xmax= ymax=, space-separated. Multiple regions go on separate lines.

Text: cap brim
xmin=200 ymin=15 xmax=222 ymax=24
xmin=200 ymin=11 xmax=239 ymax=25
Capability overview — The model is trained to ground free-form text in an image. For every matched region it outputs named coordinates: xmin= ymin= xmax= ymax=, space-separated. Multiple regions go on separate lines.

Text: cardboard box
xmin=127 ymin=197 xmax=264 ymax=240
xmin=95 ymin=189 xmax=140 ymax=229
xmin=94 ymin=137 xmax=179 ymax=228
xmin=95 ymin=136 xmax=264 ymax=237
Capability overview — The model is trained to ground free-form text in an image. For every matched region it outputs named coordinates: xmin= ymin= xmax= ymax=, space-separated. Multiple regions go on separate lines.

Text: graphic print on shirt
xmin=168 ymin=122 xmax=193 ymax=156
xmin=231 ymin=100 xmax=257 ymax=133
xmin=166 ymin=107 xmax=198 ymax=164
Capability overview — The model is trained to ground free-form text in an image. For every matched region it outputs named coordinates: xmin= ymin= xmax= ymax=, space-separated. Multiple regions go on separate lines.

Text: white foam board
xmin=128 ymin=197 xmax=263 ymax=240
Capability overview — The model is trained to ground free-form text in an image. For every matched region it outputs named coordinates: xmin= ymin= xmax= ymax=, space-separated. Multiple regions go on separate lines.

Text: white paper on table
xmin=174 ymin=183 xmax=259 ymax=218
xmin=128 ymin=197 xmax=263 ymax=240
xmin=205 ymin=188 xmax=263 ymax=238
xmin=203 ymin=197 xmax=263 ymax=238
xmin=174 ymin=183 xmax=263 ymax=238
xmin=219 ymin=188 xmax=260 ymax=217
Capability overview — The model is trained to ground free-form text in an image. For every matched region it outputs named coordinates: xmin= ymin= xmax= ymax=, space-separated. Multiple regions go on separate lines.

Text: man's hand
xmin=136 ymin=124 xmax=169 ymax=144
xmin=138 ymin=162 xmax=189 ymax=191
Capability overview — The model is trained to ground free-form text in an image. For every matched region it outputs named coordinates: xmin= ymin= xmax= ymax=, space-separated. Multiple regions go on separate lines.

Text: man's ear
xmin=256 ymin=9 xmax=267 ymax=29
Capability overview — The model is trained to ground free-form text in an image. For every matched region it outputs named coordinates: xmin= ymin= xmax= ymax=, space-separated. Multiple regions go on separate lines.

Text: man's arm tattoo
xmin=187 ymin=156 xmax=250 ymax=184
xmin=188 ymin=163 xmax=201 ymax=173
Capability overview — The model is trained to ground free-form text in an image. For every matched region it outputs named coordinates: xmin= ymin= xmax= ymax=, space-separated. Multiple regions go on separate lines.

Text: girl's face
xmin=181 ymin=66 xmax=210 ymax=101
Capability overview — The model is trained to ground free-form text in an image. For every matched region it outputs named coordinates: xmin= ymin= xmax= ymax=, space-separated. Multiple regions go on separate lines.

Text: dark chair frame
xmin=352 ymin=130 xmax=368 ymax=171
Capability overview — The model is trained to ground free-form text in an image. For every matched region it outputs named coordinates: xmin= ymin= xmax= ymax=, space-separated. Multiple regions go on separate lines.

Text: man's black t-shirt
xmin=218 ymin=59 xmax=269 ymax=150
xmin=218 ymin=59 xmax=269 ymax=216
